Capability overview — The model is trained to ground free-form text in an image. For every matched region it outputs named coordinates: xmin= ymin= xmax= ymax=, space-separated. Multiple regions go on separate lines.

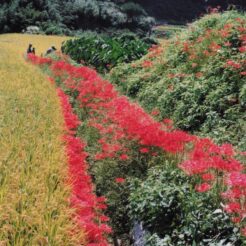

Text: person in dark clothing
xmin=32 ymin=47 xmax=35 ymax=55
xmin=27 ymin=44 xmax=33 ymax=54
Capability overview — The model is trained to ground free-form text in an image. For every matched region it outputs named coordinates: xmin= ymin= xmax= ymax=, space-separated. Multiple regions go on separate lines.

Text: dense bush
xmin=110 ymin=11 xmax=246 ymax=150
xmin=61 ymin=32 xmax=153 ymax=72
xmin=129 ymin=165 xmax=243 ymax=245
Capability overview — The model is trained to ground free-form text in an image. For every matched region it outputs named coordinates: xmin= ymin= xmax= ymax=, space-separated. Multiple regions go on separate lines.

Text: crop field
xmin=0 ymin=34 xmax=86 ymax=245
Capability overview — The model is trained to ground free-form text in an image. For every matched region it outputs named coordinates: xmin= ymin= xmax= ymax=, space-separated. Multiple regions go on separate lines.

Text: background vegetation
xmin=0 ymin=0 xmax=155 ymax=35
xmin=61 ymin=32 xmax=156 ymax=72
xmin=110 ymin=11 xmax=246 ymax=150
xmin=1 ymin=1 xmax=245 ymax=36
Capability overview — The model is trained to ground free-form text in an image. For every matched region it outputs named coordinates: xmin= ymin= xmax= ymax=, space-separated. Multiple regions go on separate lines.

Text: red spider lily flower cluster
xmin=141 ymin=60 xmax=153 ymax=68
xmin=28 ymin=54 xmax=245 ymax=234
xmin=222 ymin=172 xmax=246 ymax=227
xmin=27 ymin=53 xmax=52 ymax=65
xmin=147 ymin=45 xmax=164 ymax=59
xmin=151 ymin=108 xmax=160 ymax=116
xmin=195 ymin=183 xmax=211 ymax=192
xmin=57 ymin=88 xmax=111 ymax=245
xmin=115 ymin=178 xmax=125 ymax=184
xmin=226 ymin=60 xmax=242 ymax=69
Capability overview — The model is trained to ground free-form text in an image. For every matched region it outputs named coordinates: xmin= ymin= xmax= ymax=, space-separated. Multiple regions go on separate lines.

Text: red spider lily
xmin=237 ymin=27 xmax=246 ymax=33
xmin=239 ymin=46 xmax=246 ymax=53
xmin=142 ymin=60 xmax=153 ymax=68
xmin=224 ymin=202 xmax=241 ymax=214
xmin=99 ymin=215 xmax=110 ymax=222
xmin=219 ymin=29 xmax=230 ymax=38
xmin=57 ymin=89 xmax=111 ymax=245
xmin=27 ymin=53 xmax=52 ymax=65
xmin=163 ymin=118 xmax=173 ymax=124
xmin=227 ymin=172 xmax=246 ymax=187
xmin=231 ymin=217 xmax=241 ymax=223
xmin=226 ymin=60 xmax=241 ymax=69
xmin=195 ymin=183 xmax=211 ymax=192
xmin=120 ymin=154 xmax=129 ymax=160
xmin=151 ymin=109 xmax=160 ymax=116
xmin=140 ymin=148 xmax=149 ymax=153
xmin=115 ymin=178 xmax=125 ymax=183
xmin=201 ymin=173 xmax=215 ymax=182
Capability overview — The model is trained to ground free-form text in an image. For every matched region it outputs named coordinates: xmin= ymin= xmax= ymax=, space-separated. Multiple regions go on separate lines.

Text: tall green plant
xmin=61 ymin=32 xmax=151 ymax=72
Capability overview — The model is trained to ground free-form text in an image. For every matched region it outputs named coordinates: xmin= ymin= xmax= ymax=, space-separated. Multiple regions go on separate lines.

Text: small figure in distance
xmin=32 ymin=47 xmax=36 ymax=55
xmin=46 ymin=46 xmax=57 ymax=55
xmin=27 ymin=44 xmax=33 ymax=54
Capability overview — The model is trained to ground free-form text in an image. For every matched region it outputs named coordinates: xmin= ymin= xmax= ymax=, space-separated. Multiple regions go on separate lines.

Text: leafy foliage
xmin=61 ymin=32 xmax=152 ymax=72
xmin=129 ymin=165 xmax=243 ymax=245
xmin=110 ymin=11 xmax=246 ymax=149
xmin=0 ymin=0 xmax=155 ymax=35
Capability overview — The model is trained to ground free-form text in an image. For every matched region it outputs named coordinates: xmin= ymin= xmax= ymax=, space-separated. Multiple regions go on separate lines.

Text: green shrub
xmin=61 ymin=32 xmax=151 ymax=72
xmin=128 ymin=165 xmax=243 ymax=245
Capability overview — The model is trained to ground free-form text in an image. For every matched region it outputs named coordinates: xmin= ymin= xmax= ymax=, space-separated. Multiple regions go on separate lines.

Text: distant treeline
xmin=0 ymin=0 xmax=155 ymax=35
xmin=0 ymin=0 xmax=245 ymax=35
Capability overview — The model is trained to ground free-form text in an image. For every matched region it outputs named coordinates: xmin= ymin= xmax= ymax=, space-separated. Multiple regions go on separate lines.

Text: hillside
xmin=110 ymin=11 xmax=246 ymax=150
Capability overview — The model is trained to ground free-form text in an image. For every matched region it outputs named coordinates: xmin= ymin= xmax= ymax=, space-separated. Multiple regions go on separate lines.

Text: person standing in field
xmin=27 ymin=44 xmax=33 ymax=54
xmin=45 ymin=46 xmax=57 ymax=55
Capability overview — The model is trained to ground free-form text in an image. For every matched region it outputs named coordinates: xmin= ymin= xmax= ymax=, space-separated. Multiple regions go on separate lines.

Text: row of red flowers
xmin=57 ymin=87 xmax=111 ymax=245
xmin=27 ymin=53 xmax=245 ymax=236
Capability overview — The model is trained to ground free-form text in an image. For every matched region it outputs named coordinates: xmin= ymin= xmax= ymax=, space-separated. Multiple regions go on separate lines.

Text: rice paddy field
xmin=0 ymin=34 xmax=85 ymax=245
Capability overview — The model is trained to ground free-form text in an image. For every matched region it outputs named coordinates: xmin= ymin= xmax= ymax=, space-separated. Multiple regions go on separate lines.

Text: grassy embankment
xmin=0 ymin=34 xmax=85 ymax=245
xmin=110 ymin=11 xmax=246 ymax=150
